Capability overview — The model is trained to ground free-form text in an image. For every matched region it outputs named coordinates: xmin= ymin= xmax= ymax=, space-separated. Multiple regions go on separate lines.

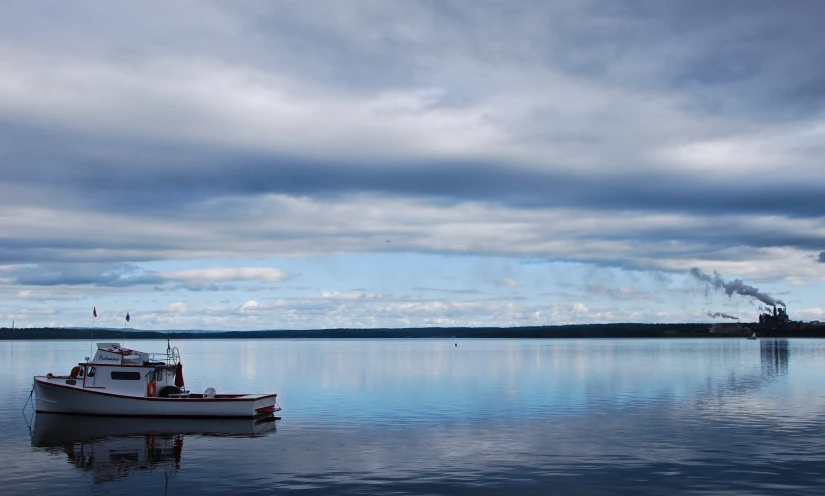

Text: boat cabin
xmin=61 ymin=343 xmax=185 ymax=398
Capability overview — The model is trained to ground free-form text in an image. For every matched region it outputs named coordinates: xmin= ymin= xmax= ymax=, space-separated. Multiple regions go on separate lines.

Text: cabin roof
xmin=79 ymin=362 xmax=176 ymax=369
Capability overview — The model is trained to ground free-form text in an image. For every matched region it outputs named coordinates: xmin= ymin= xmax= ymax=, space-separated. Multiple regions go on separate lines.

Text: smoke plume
xmin=690 ymin=268 xmax=786 ymax=308
xmin=706 ymin=311 xmax=739 ymax=320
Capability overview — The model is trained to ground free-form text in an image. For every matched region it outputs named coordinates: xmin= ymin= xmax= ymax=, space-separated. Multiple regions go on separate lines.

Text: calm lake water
xmin=2 ymin=338 xmax=825 ymax=495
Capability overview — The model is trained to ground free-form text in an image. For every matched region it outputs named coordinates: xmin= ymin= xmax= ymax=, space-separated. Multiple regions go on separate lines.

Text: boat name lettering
xmin=98 ymin=356 xmax=120 ymax=362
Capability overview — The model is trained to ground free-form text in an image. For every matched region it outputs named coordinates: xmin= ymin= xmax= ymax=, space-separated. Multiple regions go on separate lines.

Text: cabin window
xmin=87 ymin=367 xmax=96 ymax=378
xmin=156 ymin=369 xmax=165 ymax=381
xmin=111 ymin=371 xmax=141 ymax=380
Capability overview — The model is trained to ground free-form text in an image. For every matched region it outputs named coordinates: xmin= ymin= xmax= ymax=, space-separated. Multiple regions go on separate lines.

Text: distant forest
xmin=2 ymin=322 xmax=822 ymax=340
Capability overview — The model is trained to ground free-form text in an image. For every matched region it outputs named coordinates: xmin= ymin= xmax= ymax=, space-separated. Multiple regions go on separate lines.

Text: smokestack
xmin=690 ymin=268 xmax=786 ymax=308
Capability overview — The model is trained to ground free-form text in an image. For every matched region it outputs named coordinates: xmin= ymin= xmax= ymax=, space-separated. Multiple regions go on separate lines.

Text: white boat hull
xmin=34 ymin=376 xmax=279 ymax=418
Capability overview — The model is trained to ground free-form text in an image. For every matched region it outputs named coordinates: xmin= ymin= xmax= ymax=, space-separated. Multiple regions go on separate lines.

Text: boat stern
xmin=253 ymin=394 xmax=280 ymax=417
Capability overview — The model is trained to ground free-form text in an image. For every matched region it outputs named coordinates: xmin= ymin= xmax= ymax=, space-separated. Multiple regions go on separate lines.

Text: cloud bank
xmin=1 ymin=1 xmax=825 ymax=327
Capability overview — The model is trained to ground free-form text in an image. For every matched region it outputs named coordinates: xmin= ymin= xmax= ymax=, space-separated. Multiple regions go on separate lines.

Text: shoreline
xmin=2 ymin=323 xmax=824 ymax=340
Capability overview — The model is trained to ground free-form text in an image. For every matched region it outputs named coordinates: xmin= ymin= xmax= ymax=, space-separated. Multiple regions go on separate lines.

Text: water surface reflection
xmin=3 ymin=339 xmax=825 ymax=495
xmin=31 ymin=414 xmax=277 ymax=488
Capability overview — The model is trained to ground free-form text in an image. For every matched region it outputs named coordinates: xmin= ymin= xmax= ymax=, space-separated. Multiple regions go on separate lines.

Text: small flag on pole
xmin=93 ymin=307 xmax=97 ymax=318
xmin=126 ymin=312 xmax=130 ymax=322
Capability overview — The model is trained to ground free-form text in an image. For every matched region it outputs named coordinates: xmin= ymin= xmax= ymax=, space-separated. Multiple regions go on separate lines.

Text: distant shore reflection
xmin=760 ymin=339 xmax=790 ymax=377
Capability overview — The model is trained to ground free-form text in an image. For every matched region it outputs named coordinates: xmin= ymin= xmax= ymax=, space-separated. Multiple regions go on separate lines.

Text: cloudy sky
xmin=2 ymin=0 xmax=824 ymax=330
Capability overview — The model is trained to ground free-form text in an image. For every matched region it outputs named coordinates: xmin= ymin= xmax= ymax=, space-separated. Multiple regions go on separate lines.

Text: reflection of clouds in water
xmin=241 ymin=339 xmax=259 ymax=381
xmin=12 ymin=339 xmax=825 ymax=424
xmin=673 ymin=340 xmax=825 ymax=431
xmin=184 ymin=406 xmax=825 ymax=495
xmin=169 ymin=339 xmax=825 ymax=423
xmin=22 ymin=405 xmax=825 ymax=494
xmin=8 ymin=339 xmax=825 ymax=494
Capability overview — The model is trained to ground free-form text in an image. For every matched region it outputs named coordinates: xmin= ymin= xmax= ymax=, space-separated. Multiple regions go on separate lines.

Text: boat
xmin=747 ymin=332 xmax=758 ymax=340
xmin=33 ymin=341 xmax=280 ymax=418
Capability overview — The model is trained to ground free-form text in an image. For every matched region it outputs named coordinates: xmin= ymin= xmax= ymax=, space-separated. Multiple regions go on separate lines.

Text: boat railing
xmin=136 ymin=342 xmax=181 ymax=365
xmin=145 ymin=348 xmax=180 ymax=365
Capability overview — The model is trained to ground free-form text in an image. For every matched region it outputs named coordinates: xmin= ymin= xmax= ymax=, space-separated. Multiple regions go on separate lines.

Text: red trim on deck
xmin=78 ymin=363 xmax=176 ymax=369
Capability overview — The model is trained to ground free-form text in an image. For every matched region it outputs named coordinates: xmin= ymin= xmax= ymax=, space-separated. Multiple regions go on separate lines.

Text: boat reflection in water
xmin=31 ymin=413 xmax=277 ymax=485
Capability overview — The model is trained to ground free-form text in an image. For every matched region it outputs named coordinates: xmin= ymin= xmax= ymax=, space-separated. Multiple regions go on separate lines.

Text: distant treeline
xmin=2 ymin=322 xmax=821 ymax=340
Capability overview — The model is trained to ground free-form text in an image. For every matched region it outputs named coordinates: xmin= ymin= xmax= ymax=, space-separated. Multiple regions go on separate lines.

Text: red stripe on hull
xmin=34 ymin=410 xmax=278 ymax=419
xmin=34 ymin=377 xmax=276 ymax=402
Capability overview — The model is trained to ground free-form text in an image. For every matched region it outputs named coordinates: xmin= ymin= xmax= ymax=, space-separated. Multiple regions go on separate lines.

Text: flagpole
xmin=123 ymin=312 xmax=131 ymax=349
xmin=90 ymin=306 xmax=97 ymax=362
xmin=90 ymin=308 xmax=94 ymax=361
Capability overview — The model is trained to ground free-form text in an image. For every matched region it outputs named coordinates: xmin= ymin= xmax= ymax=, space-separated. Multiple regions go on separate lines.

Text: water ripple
xmin=2 ymin=338 xmax=825 ymax=494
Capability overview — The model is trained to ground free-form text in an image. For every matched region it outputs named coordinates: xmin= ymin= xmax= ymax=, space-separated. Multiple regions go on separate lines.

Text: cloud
xmin=583 ymin=284 xmax=654 ymax=302
xmin=0 ymin=263 xmax=290 ymax=290
xmin=819 ymin=252 xmax=825 ymax=263
xmin=3 ymin=196 xmax=824 ymax=282
xmin=166 ymin=302 xmax=188 ymax=314
xmin=13 ymin=290 xmax=79 ymax=302
xmin=240 ymin=300 xmax=261 ymax=311
xmin=501 ymin=278 xmax=518 ymax=288
xmin=162 ymin=268 xmax=290 ymax=288
xmin=411 ymin=287 xmax=482 ymax=295
xmin=571 ymin=302 xmax=589 ymax=313
xmin=127 ymin=291 xmax=665 ymax=330
xmin=1 ymin=263 xmax=161 ymax=287
xmin=1 ymin=1 xmax=825 ymax=328
xmin=1 ymin=2 xmax=825 ymax=222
